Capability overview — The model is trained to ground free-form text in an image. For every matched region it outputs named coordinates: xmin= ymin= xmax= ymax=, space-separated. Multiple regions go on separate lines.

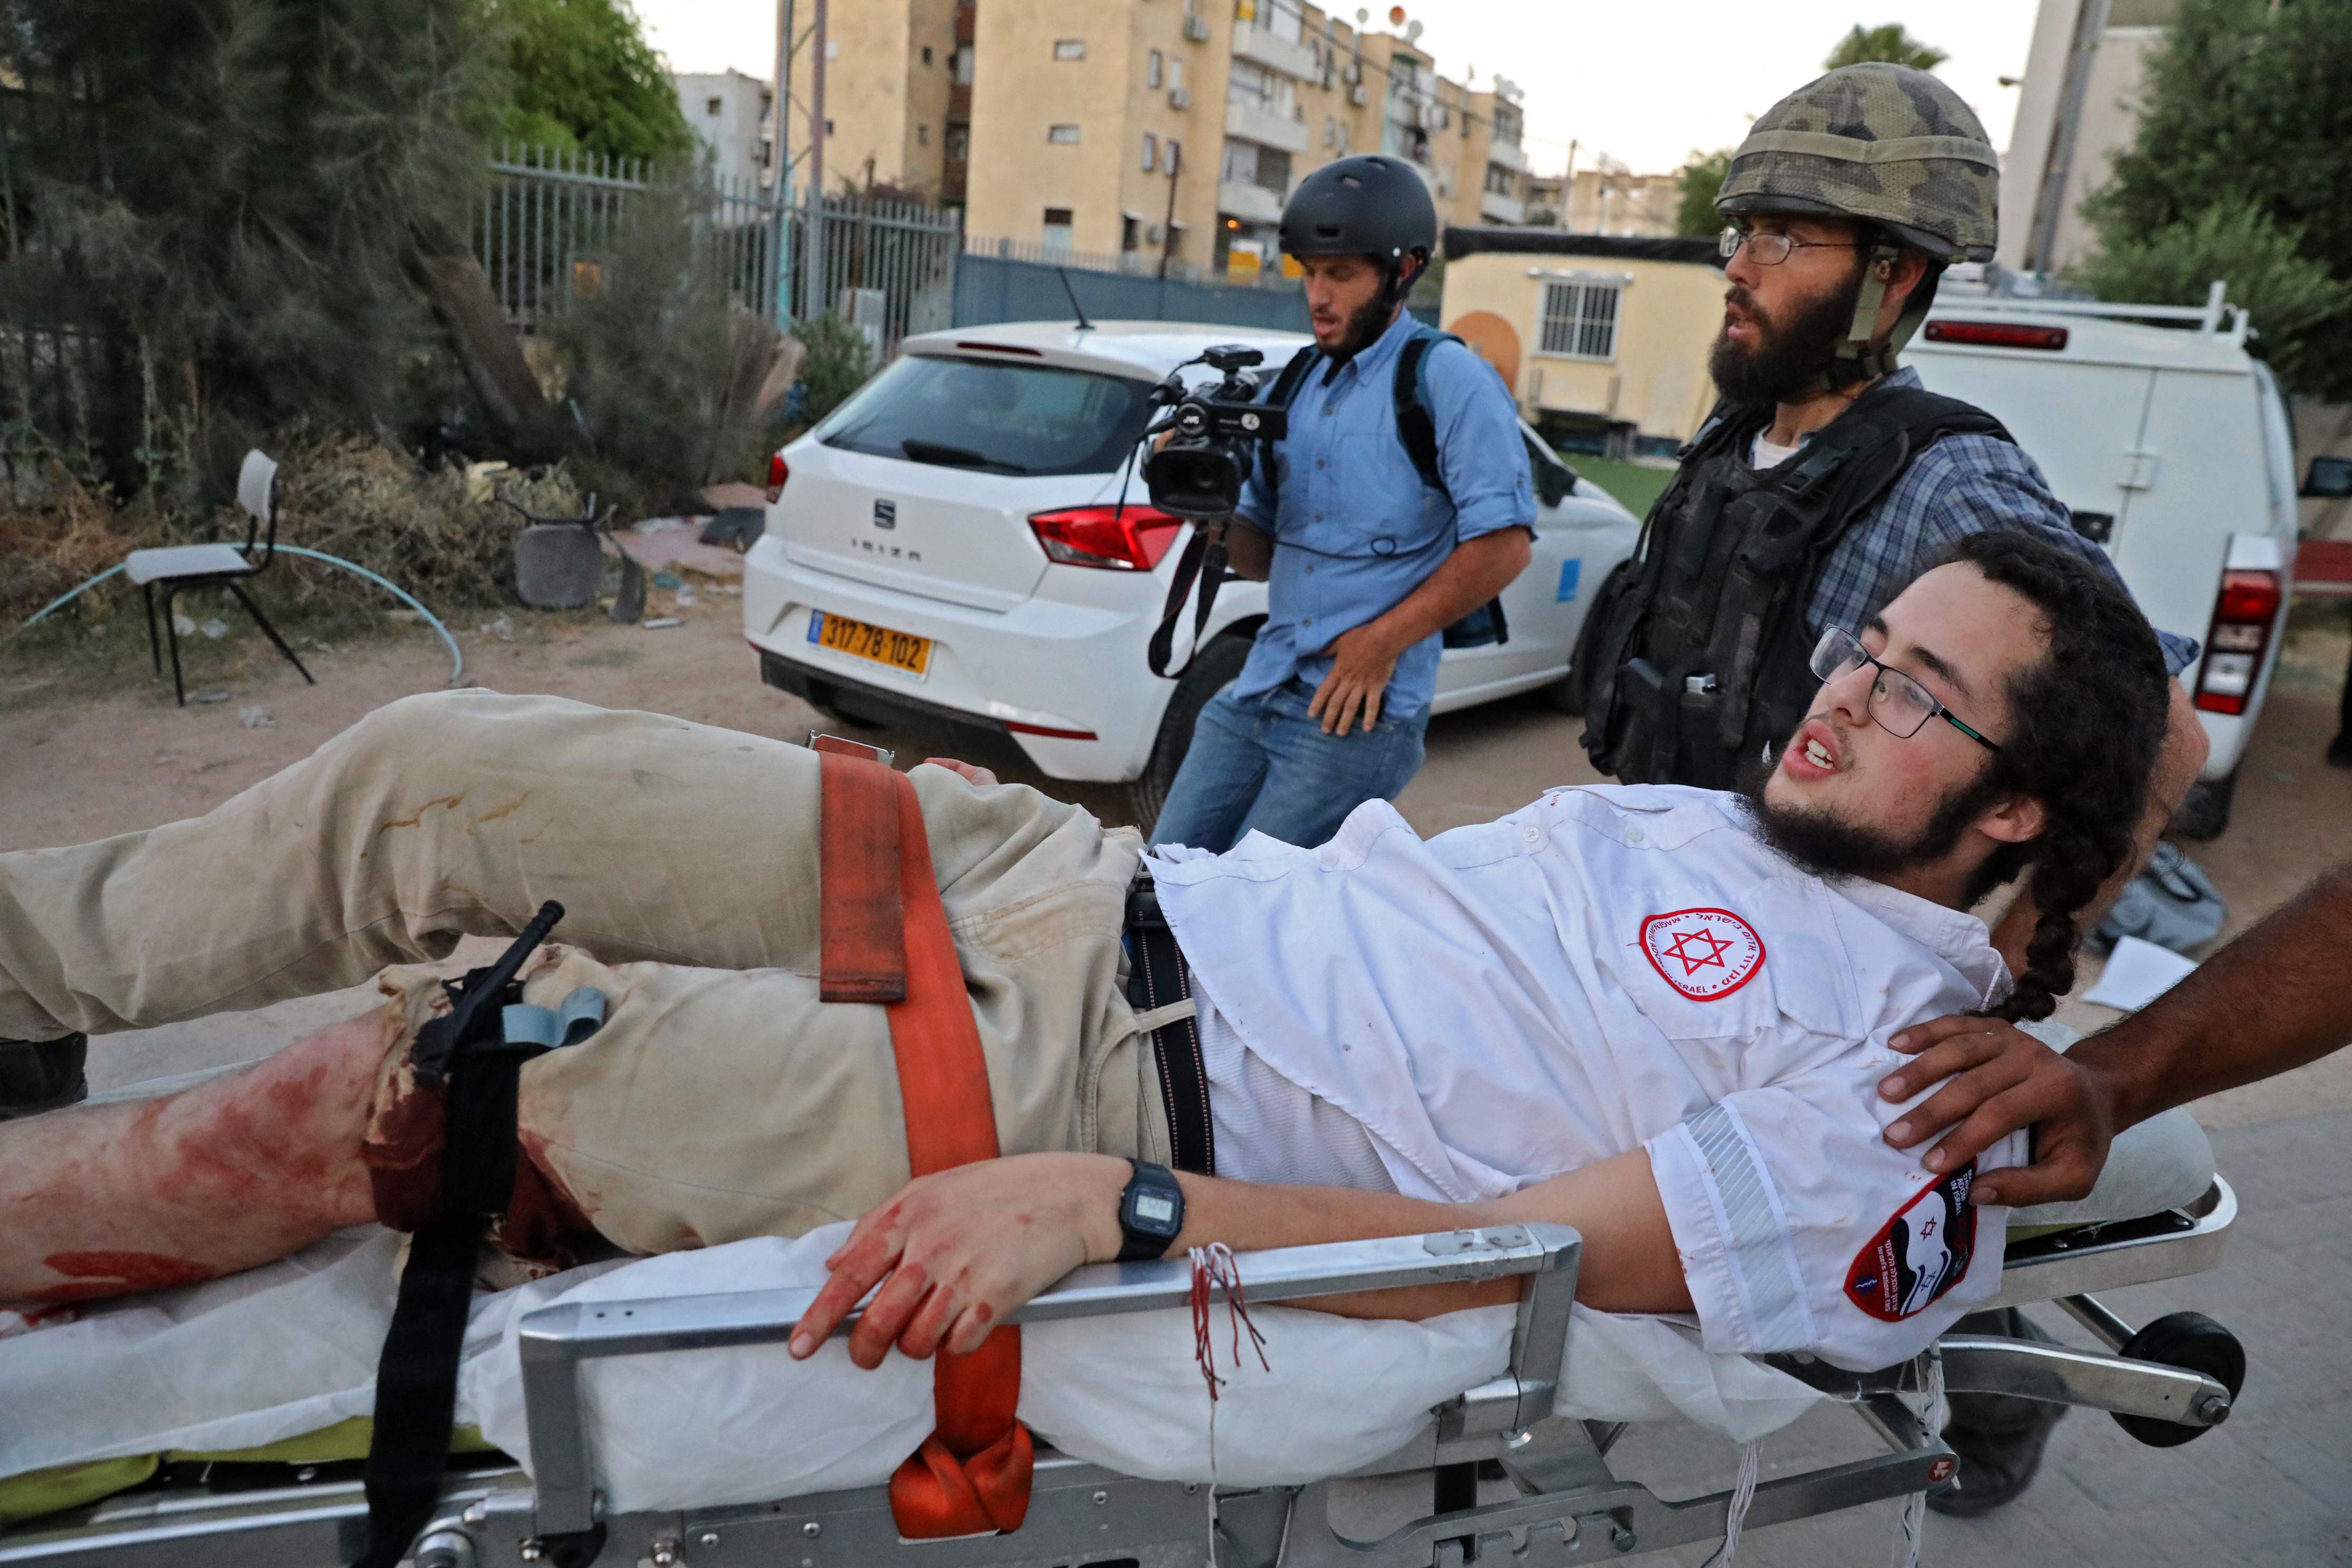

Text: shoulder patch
xmin=1845 ymin=1164 xmax=1980 ymax=1322
xmin=1639 ymin=908 xmax=1766 ymax=1001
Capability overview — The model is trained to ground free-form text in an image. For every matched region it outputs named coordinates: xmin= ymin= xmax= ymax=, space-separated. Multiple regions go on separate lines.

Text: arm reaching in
xmin=1882 ymin=859 xmax=2352 ymax=1208
xmin=788 ymin=1148 xmax=1684 ymax=1370
xmin=1307 ymin=527 xmax=1533 ymax=737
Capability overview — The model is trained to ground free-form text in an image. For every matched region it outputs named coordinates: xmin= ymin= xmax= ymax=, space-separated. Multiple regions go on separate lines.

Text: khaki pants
xmin=1 ymin=691 xmax=1166 ymax=1248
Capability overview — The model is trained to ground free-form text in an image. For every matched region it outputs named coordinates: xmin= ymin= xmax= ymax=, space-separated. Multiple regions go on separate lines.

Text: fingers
xmin=1971 ymin=1144 xmax=2102 ymax=1209
xmin=1878 ymin=1030 xmax=2010 ymax=1108
xmin=847 ymin=1258 xmax=934 ymax=1369
xmin=1881 ymin=1041 xmax=2028 ymax=1147
xmin=923 ymin=758 xmax=997 ymax=788
xmin=1307 ymin=674 xmax=1337 ymax=725
xmin=1888 ymin=1013 xmax=2006 ymax=1055
xmin=1915 ymin=1080 xmax=2063 ymax=1176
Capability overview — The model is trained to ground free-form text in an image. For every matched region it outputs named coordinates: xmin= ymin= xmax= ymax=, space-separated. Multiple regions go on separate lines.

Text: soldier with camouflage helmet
xmin=1576 ymin=61 xmax=2211 ymax=1517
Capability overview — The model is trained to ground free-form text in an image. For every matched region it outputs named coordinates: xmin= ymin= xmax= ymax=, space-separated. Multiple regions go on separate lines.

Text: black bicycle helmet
xmin=1279 ymin=154 xmax=1437 ymax=282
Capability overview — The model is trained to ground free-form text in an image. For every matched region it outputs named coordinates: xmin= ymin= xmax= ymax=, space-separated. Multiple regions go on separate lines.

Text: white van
xmin=1908 ymin=295 xmax=2299 ymax=837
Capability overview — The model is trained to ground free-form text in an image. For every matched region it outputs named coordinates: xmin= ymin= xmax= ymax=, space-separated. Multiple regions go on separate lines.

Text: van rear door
xmin=2106 ymin=364 xmax=2271 ymax=646
xmin=1907 ymin=344 xmax=2154 ymax=551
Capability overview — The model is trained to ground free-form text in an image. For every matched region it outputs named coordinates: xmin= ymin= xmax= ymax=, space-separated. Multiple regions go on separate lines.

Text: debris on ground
xmin=642 ymin=616 xmax=682 ymax=630
xmin=699 ymin=506 xmax=765 ymax=548
xmin=651 ymin=571 xmax=682 ymax=590
xmin=674 ymin=586 xmax=698 ymax=607
xmin=478 ymin=615 xmax=515 ymax=641
xmin=237 ymin=705 xmax=276 ymax=729
xmin=191 ymin=689 xmax=231 ymax=704
xmin=198 ymin=618 xmax=228 ymax=641
xmin=172 ymin=613 xmax=196 ymax=636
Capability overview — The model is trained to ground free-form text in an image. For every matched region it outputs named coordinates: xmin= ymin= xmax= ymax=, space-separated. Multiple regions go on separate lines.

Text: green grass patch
xmin=1566 ymin=456 xmax=1677 ymax=519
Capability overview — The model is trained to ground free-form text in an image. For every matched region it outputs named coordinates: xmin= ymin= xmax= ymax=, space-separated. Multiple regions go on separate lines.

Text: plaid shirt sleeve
xmin=1807 ymin=417 xmax=2200 ymax=677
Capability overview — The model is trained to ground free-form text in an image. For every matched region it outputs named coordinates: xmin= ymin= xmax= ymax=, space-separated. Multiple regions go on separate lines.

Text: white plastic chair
xmin=126 ymin=449 xmax=315 ymax=704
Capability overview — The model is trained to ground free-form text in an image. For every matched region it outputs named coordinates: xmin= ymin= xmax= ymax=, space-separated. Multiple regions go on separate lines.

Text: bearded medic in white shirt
xmin=0 ymin=528 xmax=2171 ymax=1377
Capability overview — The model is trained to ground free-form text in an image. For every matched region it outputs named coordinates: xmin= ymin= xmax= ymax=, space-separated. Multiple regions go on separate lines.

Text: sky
xmin=636 ymin=1 xmax=2045 ymax=177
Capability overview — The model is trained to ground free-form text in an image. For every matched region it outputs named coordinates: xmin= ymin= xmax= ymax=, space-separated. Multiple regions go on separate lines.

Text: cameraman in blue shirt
xmin=1148 ymin=155 xmax=1537 ymax=852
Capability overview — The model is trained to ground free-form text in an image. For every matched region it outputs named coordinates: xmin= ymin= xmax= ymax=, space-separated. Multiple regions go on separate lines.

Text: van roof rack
xmin=1933 ymin=277 xmax=2249 ymax=344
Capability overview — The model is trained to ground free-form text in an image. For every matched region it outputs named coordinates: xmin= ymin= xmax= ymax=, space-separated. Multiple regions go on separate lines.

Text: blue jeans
xmin=1146 ymin=680 xmax=1428 ymax=854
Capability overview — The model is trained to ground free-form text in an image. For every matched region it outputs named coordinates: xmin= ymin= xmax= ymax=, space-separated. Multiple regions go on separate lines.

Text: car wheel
xmin=2171 ymin=768 xmax=2238 ymax=842
xmin=1125 ymin=633 xmax=1253 ymax=829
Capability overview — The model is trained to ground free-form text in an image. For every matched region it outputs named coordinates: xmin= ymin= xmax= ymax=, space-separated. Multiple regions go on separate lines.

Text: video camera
xmin=1140 ymin=344 xmax=1288 ymax=520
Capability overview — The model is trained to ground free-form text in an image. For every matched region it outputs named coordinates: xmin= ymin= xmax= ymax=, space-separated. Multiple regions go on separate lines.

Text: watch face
xmin=1133 ymin=1190 xmax=1179 ymax=1229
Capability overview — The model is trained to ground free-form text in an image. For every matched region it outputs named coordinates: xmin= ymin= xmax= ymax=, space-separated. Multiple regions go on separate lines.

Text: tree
xmin=2076 ymin=0 xmax=2352 ymax=399
xmin=1676 ymin=150 xmax=1733 ymax=237
xmin=1823 ymin=24 xmax=1947 ymax=72
xmin=0 ymin=0 xmax=499 ymax=496
xmin=489 ymin=0 xmax=694 ymax=164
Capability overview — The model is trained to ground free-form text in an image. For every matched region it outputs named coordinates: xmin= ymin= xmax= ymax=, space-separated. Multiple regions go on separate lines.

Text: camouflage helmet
xmin=1716 ymin=63 xmax=1998 ymax=263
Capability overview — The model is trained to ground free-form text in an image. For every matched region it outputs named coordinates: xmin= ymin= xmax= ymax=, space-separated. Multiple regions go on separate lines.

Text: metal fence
xmin=474 ymin=148 xmax=961 ymax=355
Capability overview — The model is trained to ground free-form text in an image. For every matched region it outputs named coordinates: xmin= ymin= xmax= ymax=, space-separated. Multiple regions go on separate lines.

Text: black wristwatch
xmin=1115 ymin=1159 xmax=1187 ymax=1262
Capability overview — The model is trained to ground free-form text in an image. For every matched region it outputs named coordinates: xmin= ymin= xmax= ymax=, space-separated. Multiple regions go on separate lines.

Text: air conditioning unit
xmin=1169 ymin=86 xmax=1191 ymax=109
xmin=1147 ymin=224 xmax=1166 ymax=243
xmin=1348 ymin=83 xmax=1368 ymax=106
xmin=1182 ymin=14 xmax=1210 ymax=42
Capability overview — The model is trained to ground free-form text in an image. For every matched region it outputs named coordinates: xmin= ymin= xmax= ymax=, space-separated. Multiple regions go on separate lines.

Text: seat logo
xmin=873 ymin=498 xmax=897 ymax=529
xmin=1845 ymin=1163 xmax=1979 ymax=1322
xmin=1638 ymin=907 xmax=1765 ymax=1001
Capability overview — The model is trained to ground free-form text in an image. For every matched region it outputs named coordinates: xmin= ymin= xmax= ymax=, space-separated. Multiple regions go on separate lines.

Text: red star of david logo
xmin=1660 ymin=926 xmax=1734 ymax=976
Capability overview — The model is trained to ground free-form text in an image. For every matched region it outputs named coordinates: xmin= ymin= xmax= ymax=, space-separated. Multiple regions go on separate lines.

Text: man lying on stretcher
xmin=0 ymin=530 xmax=2170 ymax=1375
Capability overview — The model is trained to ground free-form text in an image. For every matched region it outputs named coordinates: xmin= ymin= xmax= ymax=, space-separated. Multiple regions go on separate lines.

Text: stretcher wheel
xmin=2112 ymin=1311 xmax=2244 ymax=1447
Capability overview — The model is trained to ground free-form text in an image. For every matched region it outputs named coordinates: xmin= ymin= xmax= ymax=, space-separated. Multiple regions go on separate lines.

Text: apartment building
xmin=796 ymin=0 xmax=1535 ymax=277
xmin=2001 ymin=0 xmax=2177 ymax=275
xmin=1561 ymin=165 xmax=1682 ymax=239
xmin=674 ymin=70 xmax=777 ymax=191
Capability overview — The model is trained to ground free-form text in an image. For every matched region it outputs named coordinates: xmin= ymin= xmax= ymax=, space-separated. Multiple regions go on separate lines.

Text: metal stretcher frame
xmin=0 ymin=1183 xmax=2238 ymax=1568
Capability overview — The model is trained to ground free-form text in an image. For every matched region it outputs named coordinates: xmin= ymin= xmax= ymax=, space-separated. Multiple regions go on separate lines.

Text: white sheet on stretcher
xmin=1 ymin=1223 xmax=1819 ymax=1512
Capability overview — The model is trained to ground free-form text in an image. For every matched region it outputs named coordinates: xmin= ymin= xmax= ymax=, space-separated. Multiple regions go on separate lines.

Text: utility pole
xmin=771 ymin=0 xmax=793 ymax=326
xmin=1157 ymin=140 xmax=1182 ymax=283
xmin=809 ymin=0 xmax=829 ymax=316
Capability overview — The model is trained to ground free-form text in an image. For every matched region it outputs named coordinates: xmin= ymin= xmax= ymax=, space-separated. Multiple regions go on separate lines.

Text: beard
xmin=1708 ymin=261 xmax=1866 ymax=408
xmin=1323 ymin=275 xmax=1397 ymax=362
xmin=1734 ymin=747 xmax=2006 ymax=885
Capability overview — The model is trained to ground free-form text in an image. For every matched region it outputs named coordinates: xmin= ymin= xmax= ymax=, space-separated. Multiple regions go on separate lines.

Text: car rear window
xmin=815 ymin=354 xmax=1155 ymax=476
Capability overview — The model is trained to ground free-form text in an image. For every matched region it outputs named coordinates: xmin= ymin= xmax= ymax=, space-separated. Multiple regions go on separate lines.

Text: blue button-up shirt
xmin=1229 ymin=311 xmax=1536 ymax=721
xmin=1803 ymin=367 xmax=2199 ymax=676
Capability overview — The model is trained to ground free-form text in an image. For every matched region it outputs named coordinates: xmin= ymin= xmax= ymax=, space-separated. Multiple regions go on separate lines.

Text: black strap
xmin=1391 ymin=331 xmax=1457 ymax=500
xmin=355 ymin=905 xmax=579 ymax=1568
xmin=1124 ymin=879 xmax=1213 ymax=1176
xmin=1145 ymin=527 xmax=1229 ymax=679
xmin=1256 ymin=345 xmax=1322 ymax=503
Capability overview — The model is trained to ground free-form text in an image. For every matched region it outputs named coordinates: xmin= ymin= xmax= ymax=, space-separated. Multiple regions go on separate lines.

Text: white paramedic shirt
xmin=1146 ymin=784 xmax=2028 ymax=1374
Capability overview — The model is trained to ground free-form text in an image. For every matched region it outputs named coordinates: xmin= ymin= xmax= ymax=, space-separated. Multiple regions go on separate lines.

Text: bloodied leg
xmin=0 ymin=1012 xmax=383 ymax=1307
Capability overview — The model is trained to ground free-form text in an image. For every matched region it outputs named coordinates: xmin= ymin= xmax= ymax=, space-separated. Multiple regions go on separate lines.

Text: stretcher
xmin=0 ymin=1171 xmax=2242 ymax=1568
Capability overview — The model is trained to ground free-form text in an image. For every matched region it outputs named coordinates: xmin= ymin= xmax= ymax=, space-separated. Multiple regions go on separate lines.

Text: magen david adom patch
xmin=1638 ymin=908 xmax=1766 ymax=1002
xmin=1846 ymin=1163 xmax=1980 ymax=1322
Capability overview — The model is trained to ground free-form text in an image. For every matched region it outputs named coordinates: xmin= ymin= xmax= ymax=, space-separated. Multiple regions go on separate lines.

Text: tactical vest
xmin=1580 ymin=381 xmax=2012 ymax=789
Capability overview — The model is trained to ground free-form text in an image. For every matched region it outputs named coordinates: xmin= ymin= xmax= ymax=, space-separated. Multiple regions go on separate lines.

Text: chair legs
xmin=148 ymin=579 xmax=312 ymax=705
xmin=227 ymin=581 xmax=316 ymax=687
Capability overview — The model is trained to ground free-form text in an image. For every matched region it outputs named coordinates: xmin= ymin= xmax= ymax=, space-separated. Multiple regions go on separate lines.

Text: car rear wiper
xmin=899 ymin=438 xmax=1027 ymax=474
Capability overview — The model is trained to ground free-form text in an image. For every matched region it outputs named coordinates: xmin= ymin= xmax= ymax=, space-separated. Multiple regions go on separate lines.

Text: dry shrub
xmin=1 ymin=436 xmax=587 ymax=628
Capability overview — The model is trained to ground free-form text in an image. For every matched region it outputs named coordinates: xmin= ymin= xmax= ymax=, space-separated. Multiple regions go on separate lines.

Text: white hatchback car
xmin=743 ymin=320 xmax=1641 ymax=818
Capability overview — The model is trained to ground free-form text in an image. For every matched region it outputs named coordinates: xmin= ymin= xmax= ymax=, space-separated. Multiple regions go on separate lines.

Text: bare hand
xmin=788 ymin=1153 xmax=1126 ymax=1368
xmin=1879 ymin=1015 xmax=2117 ymax=1208
xmin=1308 ymin=623 xmax=1400 ymax=737
xmin=924 ymin=758 xmax=998 ymax=788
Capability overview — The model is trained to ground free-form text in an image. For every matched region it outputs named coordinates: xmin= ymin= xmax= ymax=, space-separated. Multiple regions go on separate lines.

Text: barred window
xmin=1537 ymin=278 xmax=1622 ymax=361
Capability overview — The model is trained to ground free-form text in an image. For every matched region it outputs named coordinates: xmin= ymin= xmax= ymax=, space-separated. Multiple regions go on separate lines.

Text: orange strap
xmin=819 ymin=752 xmax=1034 ymax=1537
xmin=816 ymin=743 xmax=907 ymax=1002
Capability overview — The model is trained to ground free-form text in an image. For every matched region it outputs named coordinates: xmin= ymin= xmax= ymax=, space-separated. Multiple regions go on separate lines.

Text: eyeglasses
xmin=1809 ymin=626 xmax=2002 ymax=751
xmin=1719 ymin=227 xmax=1865 ymax=267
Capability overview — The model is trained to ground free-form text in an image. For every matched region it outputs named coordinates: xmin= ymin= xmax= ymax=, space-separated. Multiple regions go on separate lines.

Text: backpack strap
xmin=1392 ymin=329 xmax=1462 ymax=501
xmin=1256 ymin=345 xmax=1321 ymax=503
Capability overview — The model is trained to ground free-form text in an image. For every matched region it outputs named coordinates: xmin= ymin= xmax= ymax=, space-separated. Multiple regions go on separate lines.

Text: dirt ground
xmin=3 ymin=570 xmax=2349 ymax=1123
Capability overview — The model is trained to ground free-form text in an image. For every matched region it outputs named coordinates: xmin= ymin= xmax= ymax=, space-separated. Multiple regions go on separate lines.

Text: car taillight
xmin=2193 ymin=568 xmax=2282 ymax=715
xmin=766 ymin=452 xmax=790 ymax=505
xmin=1027 ymin=504 xmax=1185 ymax=571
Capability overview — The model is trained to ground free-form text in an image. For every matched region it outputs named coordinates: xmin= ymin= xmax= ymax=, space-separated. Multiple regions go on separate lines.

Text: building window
xmin=1053 ymin=38 xmax=1086 ymax=60
xmin=1165 ymin=139 xmax=1182 ymax=175
xmin=946 ymin=125 xmax=970 ymax=162
xmin=706 ymin=96 xmax=723 ymax=116
xmin=1220 ymin=139 xmax=1255 ymax=185
xmin=918 ymin=123 xmax=930 ymax=145
xmin=1484 ymin=162 xmax=1515 ymax=195
xmin=1537 ymin=278 xmax=1622 ymax=361
xmin=922 ymin=45 xmax=934 ymax=65
xmin=1043 ymin=208 xmax=1074 ymax=249
xmin=952 ymin=45 xmax=974 ymax=83
xmin=1123 ymin=215 xmax=1141 ymax=252
xmin=1168 ymin=58 xmax=1184 ymax=94
xmin=825 ymin=119 xmax=836 ymax=136
xmin=1147 ymin=49 xmax=1163 ymax=89
xmin=1047 ymin=123 xmax=1081 ymax=145
xmin=1142 ymin=132 xmax=1158 ymax=172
